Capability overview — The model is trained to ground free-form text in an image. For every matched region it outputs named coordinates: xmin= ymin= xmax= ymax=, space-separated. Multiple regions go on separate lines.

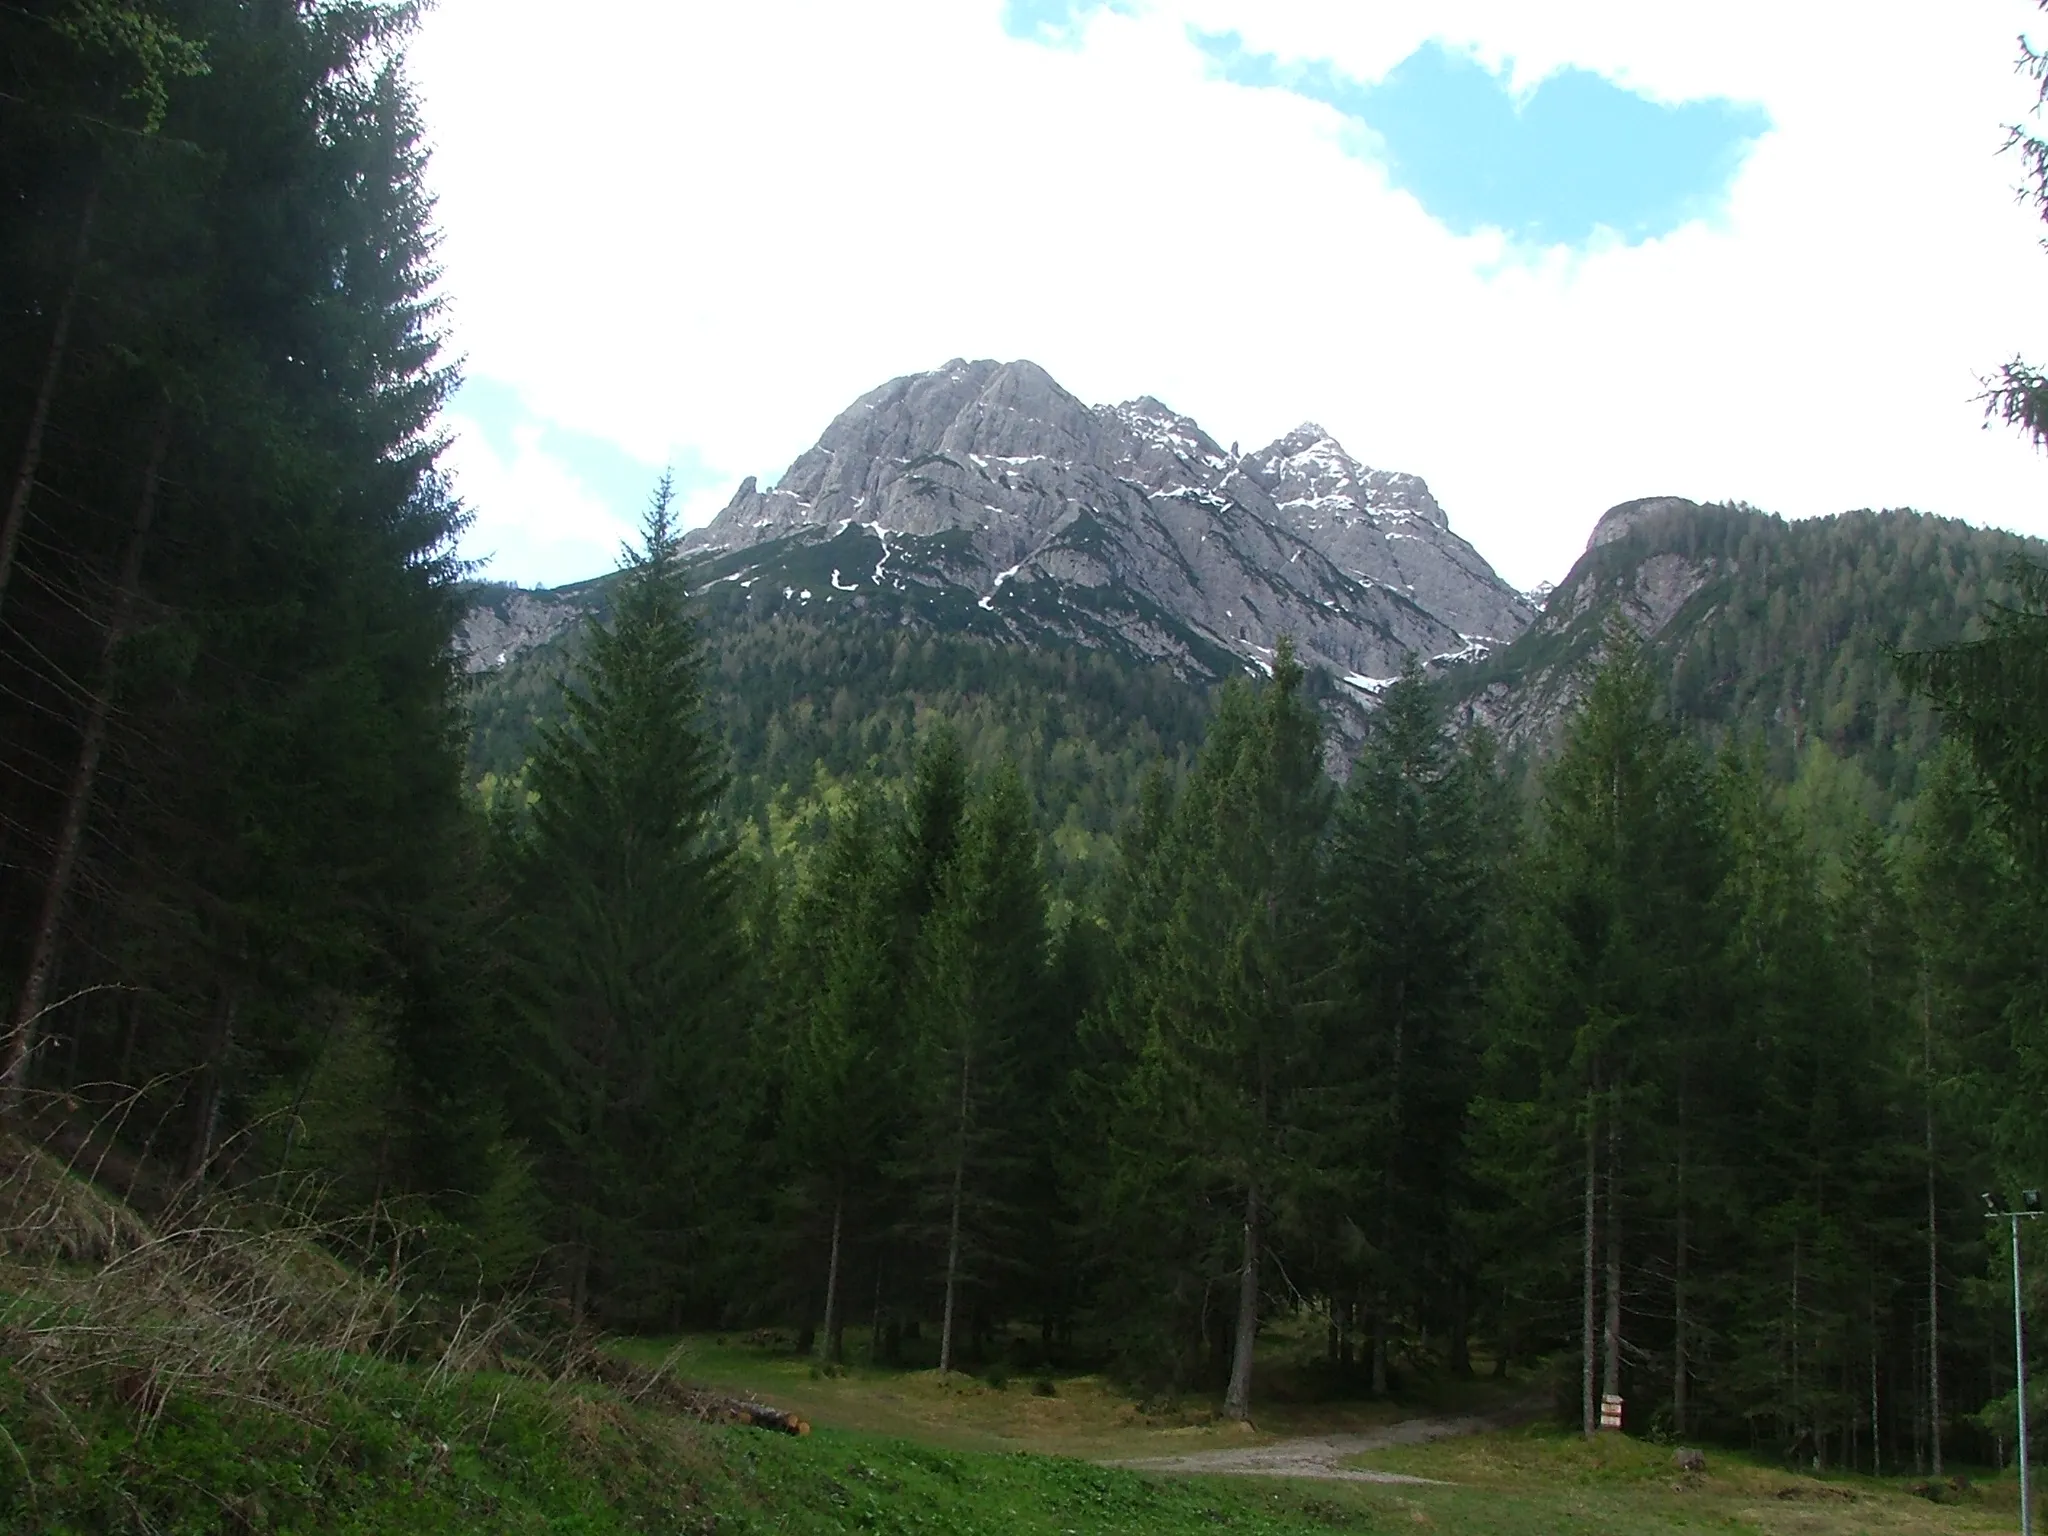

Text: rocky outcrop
xmin=684 ymin=359 xmax=1534 ymax=687
xmin=1450 ymin=497 xmax=1721 ymax=749
xmin=456 ymin=584 xmax=585 ymax=673
xmin=1239 ymin=424 xmax=1534 ymax=649
xmin=1588 ymin=495 xmax=1697 ymax=549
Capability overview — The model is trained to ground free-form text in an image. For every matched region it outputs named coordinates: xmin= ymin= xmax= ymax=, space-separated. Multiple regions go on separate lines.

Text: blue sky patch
xmin=1001 ymin=0 xmax=1119 ymax=48
xmin=1190 ymin=33 xmax=1770 ymax=248
xmin=451 ymin=376 xmax=719 ymax=520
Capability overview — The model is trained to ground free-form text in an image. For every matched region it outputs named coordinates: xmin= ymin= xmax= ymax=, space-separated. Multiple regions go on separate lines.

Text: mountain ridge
xmin=677 ymin=358 xmax=1534 ymax=689
xmin=460 ymin=365 xmax=2048 ymax=830
xmin=1448 ymin=495 xmax=2048 ymax=812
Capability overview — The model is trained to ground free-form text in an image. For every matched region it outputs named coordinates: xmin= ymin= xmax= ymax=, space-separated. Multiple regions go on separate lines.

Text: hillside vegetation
xmin=469 ymin=607 xmax=1214 ymax=894
xmin=473 ymin=500 xmax=2048 ymax=863
xmin=1454 ymin=500 xmax=2044 ymax=816
xmin=0 ymin=1136 xmax=2017 ymax=1533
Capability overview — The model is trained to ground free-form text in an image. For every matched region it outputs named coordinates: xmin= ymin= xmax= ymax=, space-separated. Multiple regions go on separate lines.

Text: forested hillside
xmin=470 ymin=494 xmax=2045 ymax=874
xmin=1454 ymin=498 xmax=2045 ymax=818
xmin=469 ymin=602 xmax=1216 ymax=892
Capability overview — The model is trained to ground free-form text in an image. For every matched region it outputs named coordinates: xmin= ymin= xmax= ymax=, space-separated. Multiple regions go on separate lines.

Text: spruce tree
xmin=777 ymin=790 xmax=899 ymax=1362
xmin=1485 ymin=626 xmax=1724 ymax=1436
xmin=1096 ymin=640 xmax=1329 ymax=1418
xmin=513 ymin=474 xmax=736 ymax=1325
xmin=1324 ymin=657 xmax=1499 ymax=1388
xmin=907 ymin=762 xmax=1048 ymax=1374
xmin=1 ymin=0 xmax=477 ymax=1206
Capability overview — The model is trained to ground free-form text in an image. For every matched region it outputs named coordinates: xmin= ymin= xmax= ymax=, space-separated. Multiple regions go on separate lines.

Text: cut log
xmin=578 ymin=1352 xmax=811 ymax=1434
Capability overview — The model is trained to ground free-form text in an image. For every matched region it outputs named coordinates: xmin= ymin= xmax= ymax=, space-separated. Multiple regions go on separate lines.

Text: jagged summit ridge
xmin=685 ymin=358 xmax=1534 ymax=685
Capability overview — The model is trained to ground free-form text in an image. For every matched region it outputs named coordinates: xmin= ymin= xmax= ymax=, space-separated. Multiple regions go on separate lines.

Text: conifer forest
xmin=12 ymin=0 xmax=2048 ymax=1505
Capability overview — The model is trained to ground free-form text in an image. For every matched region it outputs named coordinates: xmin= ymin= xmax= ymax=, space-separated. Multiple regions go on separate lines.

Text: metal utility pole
xmin=1987 ymin=1190 xmax=2045 ymax=1536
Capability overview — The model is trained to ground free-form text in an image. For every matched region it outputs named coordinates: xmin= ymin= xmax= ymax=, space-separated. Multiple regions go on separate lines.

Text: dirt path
xmin=1107 ymin=1401 xmax=1538 ymax=1486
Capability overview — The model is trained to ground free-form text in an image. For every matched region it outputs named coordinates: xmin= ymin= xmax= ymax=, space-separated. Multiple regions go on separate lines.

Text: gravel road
xmin=1106 ymin=1400 xmax=1540 ymax=1486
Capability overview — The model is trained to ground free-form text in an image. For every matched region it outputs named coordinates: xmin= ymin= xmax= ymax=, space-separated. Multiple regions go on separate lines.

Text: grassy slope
xmin=595 ymin=1335 xmax=2013 ymax=1536
xmin=0 ymin=1349 xmax=1381 ymax=1535
xmin=4 ymin=1329 xmax=2019 ymax=1534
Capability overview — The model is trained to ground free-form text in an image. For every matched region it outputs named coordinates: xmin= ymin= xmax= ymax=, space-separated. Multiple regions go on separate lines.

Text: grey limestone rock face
xmin=1589 ymin=495 xmax=1699 ymax=548
xmin=685 ymin=359 xmax=1534 ymax=690
xmin=457 ymin=585 xmax=585 ymax=674
xmin=1239 ymin=425 xmax=1536 ymax=649
xmin=1449 ymin=497 xmax=1718 ymax=752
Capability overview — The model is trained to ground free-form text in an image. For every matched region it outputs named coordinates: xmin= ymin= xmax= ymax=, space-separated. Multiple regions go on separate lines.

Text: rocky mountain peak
xmin=1103 ymin=396 xmax=1231 ymax=493
xmin=679 ymin=358 xmax=1534 ymax=686
xmin=937 ymin=358 xmax=1099 ymax=463
xmin=1589 ymin=496 xmax=1700 ymax=548
xmin=1241 ymin=426 xmax=1451 ymax=533
xmin=1248 ymin=424 xmax=1357 ymax=498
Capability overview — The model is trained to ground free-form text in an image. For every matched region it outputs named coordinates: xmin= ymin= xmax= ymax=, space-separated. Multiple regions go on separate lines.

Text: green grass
xmin=606 ymin=1324 xmax=1522 ymax=1460
xmin=0 ymin=1359 xmax=1392 ymax=1536
xmin=3 ymin=1340 xmax=2023 ymax=1534
xmin=0 ymin=1350 xmax=1394 ymax=1534
xmin=0 ymin=1276 xmax=2011 ymax=1536
xmin=1344 ymin=1422 xmax=2016 ymax=1535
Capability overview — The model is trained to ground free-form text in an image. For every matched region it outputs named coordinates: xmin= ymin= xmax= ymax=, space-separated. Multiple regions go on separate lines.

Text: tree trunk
xmin=1370 ymin=1298 xmax=1388 ymax=1397
xmin=1674 ymin=1214 xmax=1690 ymax=1440
xmin=1376 ymin=1000 xmax=1404 ymax=1401
xmin=2 ymin=404 xmax=172 ymax=1116
xmin=183 ymin=984 xmax=237 ymax=1182
xmin=1924 ymin=978 xmax=1943 ymax=1475
xmin=1911 ymin=1317 xmax=1926 ymax=1474
xmin=1449 ymin=1279 xmax=1472 ymax=1378
xmin=1602 ymin=1120 xmax=1622 ymax=1407
xmin=1582 ymin=1091 xmax=1598 ymax=1437
xmin=1792 ymin=1232 xmax=1803 ymax=1452
xmin=820 ymin=1194 xmax=845 ymax=1363
xmin=937 ymin=1041 xmax=971 ymax=1376
xmin=0 ymin=179 xmax=98 ymax=623
xmin=569 ymin=1238 xmax=589 ymax=1332
xmin=115 ymin=991 xmax=143 ymax=1089
xmin=1675 ymin=1063 xmax=1690 ymax=1435
xmin=1223 ymin=1179 xmax=1259 ymax=1421
xmin=870 ymin=1257 xmax=886 ymax=1359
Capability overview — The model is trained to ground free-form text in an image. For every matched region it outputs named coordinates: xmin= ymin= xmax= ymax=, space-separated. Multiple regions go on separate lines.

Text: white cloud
xmin=440 ymin=413 xmax=638 ymax=587
xmin=408 ymin=0 xmax=2048 ymax=590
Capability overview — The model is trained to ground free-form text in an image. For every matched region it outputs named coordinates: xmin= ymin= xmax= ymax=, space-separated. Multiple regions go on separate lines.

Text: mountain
xmin=1449 ymin=496 xmax=2047 ymax=810
xmin=461 ymin=365 xmax=2048 ymax=844
xmin=461 ymin=359 xmax=1536 ymax=823
xmin=675 ymin=358 xmax=1534 ymax=690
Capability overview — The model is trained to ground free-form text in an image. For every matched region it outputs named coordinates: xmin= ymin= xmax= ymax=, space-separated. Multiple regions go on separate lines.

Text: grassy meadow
xmin=0 ymin=1147 xmax=2018 ymax=1536
xmin=1 ymin=1312 xmax=2027 ymax=1533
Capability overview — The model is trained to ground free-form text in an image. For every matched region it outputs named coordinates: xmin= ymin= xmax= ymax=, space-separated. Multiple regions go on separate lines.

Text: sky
xmin=406 ymin=0 xmax=2048 ymax=592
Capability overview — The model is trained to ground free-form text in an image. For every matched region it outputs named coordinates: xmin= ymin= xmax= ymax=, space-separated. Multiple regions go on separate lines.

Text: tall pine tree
xmin=1095 ymin=640 xmax=1329 ymax=1419
xmin=512 ymin=474 xmax=736 ymax=1326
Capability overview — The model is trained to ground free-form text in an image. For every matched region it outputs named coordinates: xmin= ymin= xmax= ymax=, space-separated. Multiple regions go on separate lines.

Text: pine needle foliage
xmin=513 ymin=474 xmax=738 ymax=1327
